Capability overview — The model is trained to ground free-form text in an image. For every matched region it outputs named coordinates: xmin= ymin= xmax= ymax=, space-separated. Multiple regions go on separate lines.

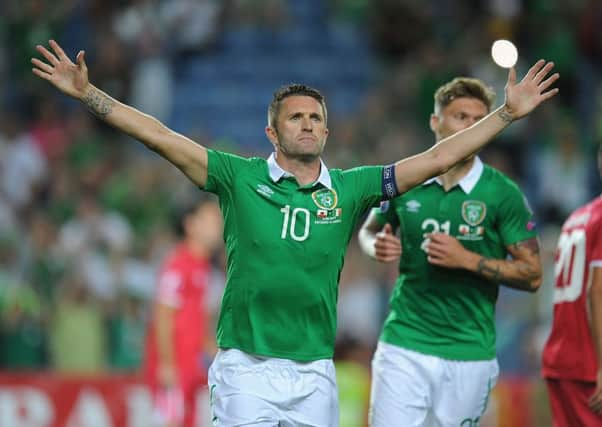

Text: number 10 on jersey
xmin=281 ymin=205 xmax=310 ymax=242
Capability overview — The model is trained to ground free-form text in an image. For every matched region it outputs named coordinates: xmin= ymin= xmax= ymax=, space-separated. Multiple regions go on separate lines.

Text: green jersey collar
xmin=423 ymin=156 xmax=484 ymax=194
xmin=267 ymin=153 xmax=333 ymax=189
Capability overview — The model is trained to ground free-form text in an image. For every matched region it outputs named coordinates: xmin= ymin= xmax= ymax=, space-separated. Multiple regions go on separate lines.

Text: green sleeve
xmin=203 ymin=149 xmax=250 ymax=195
xmin=341 ymin=165 xmax=384 ymax=212
xmin=372 ymin=199 xmax=400 ymax=228
xmin=497 ymin=183 xmax=537 ymax=246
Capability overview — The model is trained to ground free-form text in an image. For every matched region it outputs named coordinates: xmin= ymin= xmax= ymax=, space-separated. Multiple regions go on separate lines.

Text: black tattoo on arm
xmin=476 ymin=238 xmax=542 ymax=291
xmin=83 ymin=87 xmax=115 ymax=119
xmin=498 ymin=106 xmax=514 ymax=124
xmin=477 ymin=258 xmax=502 ymax=282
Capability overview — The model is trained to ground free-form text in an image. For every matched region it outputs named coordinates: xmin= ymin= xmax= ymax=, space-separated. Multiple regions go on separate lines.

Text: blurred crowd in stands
xmin=0 ymin=1 xmax=601 ymax=418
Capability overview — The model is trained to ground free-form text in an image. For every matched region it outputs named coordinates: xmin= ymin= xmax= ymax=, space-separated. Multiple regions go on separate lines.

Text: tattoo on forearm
xmin=498 ymin=106 xmax=514 ymax=124
xmin=477 ymin=256 xmax=540 ymax=289
xmin=83 ymin=88 xmax=115 ymax=119
xmin=477 ymin=258 xmax=502 ymax=281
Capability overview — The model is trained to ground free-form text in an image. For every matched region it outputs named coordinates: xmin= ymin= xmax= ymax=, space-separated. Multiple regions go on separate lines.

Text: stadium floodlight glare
xmin=491 ymin=39 xmax=518 ymax=68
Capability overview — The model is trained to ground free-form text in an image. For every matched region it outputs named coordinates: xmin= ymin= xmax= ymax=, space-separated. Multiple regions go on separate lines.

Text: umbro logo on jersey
xmin=256 ymin=184 xmax=274 ymax=198
xmin=406 ymin=200 xmax=421 ymax=212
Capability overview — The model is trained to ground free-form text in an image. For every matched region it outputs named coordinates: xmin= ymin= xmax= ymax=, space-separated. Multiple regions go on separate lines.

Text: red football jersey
xmin=144 ymin=244 xmax=211 ymax=387
xmin=542 ymin=196 xmax=602 ymax=381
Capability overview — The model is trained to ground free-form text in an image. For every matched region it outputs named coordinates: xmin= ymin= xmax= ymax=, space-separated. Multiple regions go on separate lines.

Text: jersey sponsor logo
xmin=256 ymin=184 xmax=274 ymax=198
xmin=311 ymin=188 xmax=338 ymax=210
xmin=405 ymin=200 xmax=421 ymax=213
xmin=461 ymin=200 xmax=487 ymax=226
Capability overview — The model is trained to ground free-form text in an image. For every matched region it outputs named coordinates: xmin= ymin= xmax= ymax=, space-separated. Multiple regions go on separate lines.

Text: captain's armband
xmin=382 ymin=164 xmax=399 ymax=200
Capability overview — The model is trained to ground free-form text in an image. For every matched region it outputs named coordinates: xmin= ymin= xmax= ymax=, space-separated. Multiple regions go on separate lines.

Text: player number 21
xmin=280 ymin=205 xmax=310 ymax=242
xmin=420 ymin=218 xmax=451 ymax=252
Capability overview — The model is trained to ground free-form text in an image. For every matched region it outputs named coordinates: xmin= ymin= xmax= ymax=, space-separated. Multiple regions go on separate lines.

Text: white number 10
xmin=280 ymin=205 xmax=310 ymax=242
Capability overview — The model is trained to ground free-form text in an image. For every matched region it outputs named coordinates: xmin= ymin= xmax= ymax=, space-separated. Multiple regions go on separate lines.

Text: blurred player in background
xmin=32 ymin=39 xmax=558 ymax=425
xmin=359 ymin=77 xmax=543 ymax=426
xmin=542 ymin=144 xmax=602 ymax=426
xmin=144 ymin=196 xmax=222 ymax=427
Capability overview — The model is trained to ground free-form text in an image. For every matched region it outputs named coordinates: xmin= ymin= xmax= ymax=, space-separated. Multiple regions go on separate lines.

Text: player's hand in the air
xmin=504 ymin=60 xmax=559 ymax=121
xmin=32 ymin=39 xmax=89 ymax=100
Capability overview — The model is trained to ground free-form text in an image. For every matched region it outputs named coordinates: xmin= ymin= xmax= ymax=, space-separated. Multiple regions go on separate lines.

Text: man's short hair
xmin=434 ymin=77 xmax=496 ymax=115
xmin=268 ymin=84 xmax=327 ymax=131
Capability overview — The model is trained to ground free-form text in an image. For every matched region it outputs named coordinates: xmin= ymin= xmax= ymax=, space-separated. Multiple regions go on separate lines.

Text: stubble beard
xmin=278 ymin=138 xmax=324 ymax=163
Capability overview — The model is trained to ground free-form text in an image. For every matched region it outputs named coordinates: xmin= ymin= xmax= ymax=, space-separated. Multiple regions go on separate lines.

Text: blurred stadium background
xmin=0 ymin=0 xmax=601 ymax=426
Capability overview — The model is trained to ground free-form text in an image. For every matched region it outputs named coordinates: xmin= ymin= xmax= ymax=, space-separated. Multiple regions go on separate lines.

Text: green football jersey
xmin=375 ymin=160 xmax=536 ymax=360
xmin=204 ymin=149 xmax=384 ymax=361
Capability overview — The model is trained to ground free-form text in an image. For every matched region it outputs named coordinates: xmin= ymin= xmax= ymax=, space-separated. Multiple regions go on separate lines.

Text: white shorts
xmin=208 ymin=348 xmax=339 ymax=427
xmin=370 ymin=341 xmax=499 ymax=427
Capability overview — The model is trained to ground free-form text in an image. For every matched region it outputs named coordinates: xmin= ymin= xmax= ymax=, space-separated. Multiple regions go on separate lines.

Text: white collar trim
xmin=267 ymin=153 xmax=333 ymax=189
xmin=423 ymin=156 xmax=484 ymax=193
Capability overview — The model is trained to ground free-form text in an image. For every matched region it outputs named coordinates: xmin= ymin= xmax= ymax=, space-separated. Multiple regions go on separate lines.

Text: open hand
xmin=31 ymin=39 xmax=89 ymax=100
xmin=504 ymin=60 xmax=559 ymax=120
xmin=374 ymin=223 xmax=402 ymax=263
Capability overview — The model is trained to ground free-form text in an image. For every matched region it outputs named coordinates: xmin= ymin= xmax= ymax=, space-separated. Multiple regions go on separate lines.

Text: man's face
xmin=266 ymin=95 xmax=329 ymax=161
xmin=430 ymin=97 xmax=489 ymax=141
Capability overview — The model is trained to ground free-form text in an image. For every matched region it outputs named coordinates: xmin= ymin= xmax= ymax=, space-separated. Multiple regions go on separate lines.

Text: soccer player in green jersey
xmin=32 ymin=39 xmax=558 ymax=426
xmin=359 ymin=77 xmax=545 ymax=427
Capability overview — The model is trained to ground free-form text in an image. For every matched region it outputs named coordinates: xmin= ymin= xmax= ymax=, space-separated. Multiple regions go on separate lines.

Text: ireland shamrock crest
xmin=461 ymin=200 xmax=487 ymax=226
xmin=312 ymin=188 xmax=338 ymax=210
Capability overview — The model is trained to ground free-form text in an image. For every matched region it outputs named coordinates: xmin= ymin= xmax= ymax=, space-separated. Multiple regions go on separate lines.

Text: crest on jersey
xmin=312 ymin=188 xmax=338 ymax=210
xmin=462 ymin=200 xmax=487 ymax=226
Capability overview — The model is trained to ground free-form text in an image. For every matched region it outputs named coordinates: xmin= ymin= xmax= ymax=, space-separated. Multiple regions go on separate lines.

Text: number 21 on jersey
xmin=420 ymin=218 xmax=451 ymax=252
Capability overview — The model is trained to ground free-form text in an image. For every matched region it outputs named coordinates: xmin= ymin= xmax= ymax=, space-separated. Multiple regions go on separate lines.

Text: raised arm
xmin=393 ymin=60 xmax=559 ymax=194
xmin=31 ymin=40 xmax=208 ymax=187
xmin=425 ymin=234 xmax=543 ymax=292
